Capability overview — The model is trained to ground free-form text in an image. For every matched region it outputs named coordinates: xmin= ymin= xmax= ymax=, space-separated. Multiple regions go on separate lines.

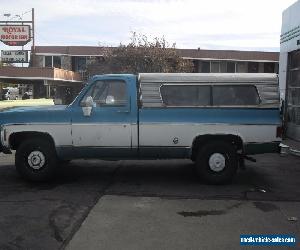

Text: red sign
xmin=0 ymin=25 xmax=31 ymax=46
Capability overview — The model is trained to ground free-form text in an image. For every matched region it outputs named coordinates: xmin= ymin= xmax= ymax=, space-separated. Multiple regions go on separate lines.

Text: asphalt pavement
xmin=0 ymin=152 xmax=299 ymax=249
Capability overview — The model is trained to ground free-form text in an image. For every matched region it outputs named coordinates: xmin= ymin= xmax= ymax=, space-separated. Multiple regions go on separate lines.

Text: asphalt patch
xmin=253 ymin=201 xmax=279 ymax=212
xmin=177 ymin=202 xmax=243 ymax=217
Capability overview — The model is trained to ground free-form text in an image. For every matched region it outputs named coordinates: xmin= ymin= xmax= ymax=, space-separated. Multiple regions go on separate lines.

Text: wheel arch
xmin=191 ymin=134 xmax=244 ymax=161
xmin=9 ymin=131 xmax=56 ymax=151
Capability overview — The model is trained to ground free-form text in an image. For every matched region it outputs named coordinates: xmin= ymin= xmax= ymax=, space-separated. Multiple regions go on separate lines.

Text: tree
xmin=87 ymin=33 xmax=194 ymax=76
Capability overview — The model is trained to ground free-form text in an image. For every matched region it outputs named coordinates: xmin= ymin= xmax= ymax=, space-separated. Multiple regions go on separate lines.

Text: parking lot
xmin=0 ymin=152 xmax=299 ymax=249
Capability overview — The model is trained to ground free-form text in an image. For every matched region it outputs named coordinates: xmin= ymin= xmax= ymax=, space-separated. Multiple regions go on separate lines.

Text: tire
xmin=195 ymin=141 xmax=238 ymax=184
xmin=15 ymin=138 xmax=58 ymax=182
xmin=58 ymin=159 xmax=71 ymax=165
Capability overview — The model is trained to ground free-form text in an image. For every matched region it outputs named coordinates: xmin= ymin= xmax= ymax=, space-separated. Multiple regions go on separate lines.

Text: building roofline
xmin=33 ymin=45 xmax=279 ymax=61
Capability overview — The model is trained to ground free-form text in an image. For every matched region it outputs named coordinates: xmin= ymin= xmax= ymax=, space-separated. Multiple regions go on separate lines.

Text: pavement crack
xmin=59 ymin=163 xmax=123 ymax=250
xmin=49 ymin=204 xmax=79 ymax=243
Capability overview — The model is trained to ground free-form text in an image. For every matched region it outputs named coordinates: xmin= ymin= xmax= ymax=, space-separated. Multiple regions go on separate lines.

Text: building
xmin=0 ymin=46 xmax=279 ymax=103
xmin=177 ymin=49 xmax=278 ymax=74
xmin=279 ymin=0 xmax=300 ymax=140
xmin=0 ymin=65 xmax=81 ymax=101
xmin=32 ymin=46 xmax=279 ymax=76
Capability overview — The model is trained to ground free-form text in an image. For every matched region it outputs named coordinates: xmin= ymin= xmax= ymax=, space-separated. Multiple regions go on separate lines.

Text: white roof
xmin=139 ymin=73 xmax=278 ymax=83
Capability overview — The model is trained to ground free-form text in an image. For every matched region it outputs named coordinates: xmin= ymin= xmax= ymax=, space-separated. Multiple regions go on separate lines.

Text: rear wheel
xmin=15 ymin=138 xmax=58 ymax=181
xmin=195 ymin=141 xmax=238 ymax=184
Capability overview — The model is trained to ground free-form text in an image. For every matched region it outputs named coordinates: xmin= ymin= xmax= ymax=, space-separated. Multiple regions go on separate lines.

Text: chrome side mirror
xmin=81 ymin=96 xmax=94 ymax=116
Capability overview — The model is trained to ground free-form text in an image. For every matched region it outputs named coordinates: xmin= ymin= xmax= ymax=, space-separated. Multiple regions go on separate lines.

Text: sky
xmin=0 ymin=0 xmax=298 ymax=53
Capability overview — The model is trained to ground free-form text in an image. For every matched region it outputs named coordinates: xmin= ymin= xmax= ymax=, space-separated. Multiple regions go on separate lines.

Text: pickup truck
xmin=0 ymin=73 xmax=282 ymax=184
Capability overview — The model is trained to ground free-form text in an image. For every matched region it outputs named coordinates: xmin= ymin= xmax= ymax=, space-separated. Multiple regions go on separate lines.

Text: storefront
xmin=279 ymin=0 xmax=300 ymax=140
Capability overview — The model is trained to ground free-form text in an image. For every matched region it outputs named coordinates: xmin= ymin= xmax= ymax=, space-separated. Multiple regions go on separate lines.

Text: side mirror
xmin=81 ymin=96 xmax=94 ymax=116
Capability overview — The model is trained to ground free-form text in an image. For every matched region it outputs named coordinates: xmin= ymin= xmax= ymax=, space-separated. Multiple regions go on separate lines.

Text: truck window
xmin=83 ymin=80 xmax=127 ymax=106
xmin=160 ymin=85 xmax=210 ymax=106
xmin=213 ymin=85 xmax=260 ymax=106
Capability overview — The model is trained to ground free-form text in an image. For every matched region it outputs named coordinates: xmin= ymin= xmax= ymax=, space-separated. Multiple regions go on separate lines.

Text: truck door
xmin=71 ymin=78 xmax=133 ymax=158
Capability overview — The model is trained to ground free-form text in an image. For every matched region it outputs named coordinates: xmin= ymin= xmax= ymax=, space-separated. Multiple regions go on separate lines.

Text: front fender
xmin=2 ymin=123 xmax=72 ymax=150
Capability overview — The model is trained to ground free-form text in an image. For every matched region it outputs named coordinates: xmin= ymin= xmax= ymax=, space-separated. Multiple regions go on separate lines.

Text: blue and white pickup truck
xmin=0 ymin=73 xmax=282 ymax=183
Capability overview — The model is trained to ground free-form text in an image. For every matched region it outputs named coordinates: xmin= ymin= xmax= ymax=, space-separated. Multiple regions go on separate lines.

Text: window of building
xmin=236 ymin=62 xmax=247 ymax=73
xmin=200 ymin=61 xmax=210 ymax=73
xmin=44 ymin=56 xmax=61 ymax=68
xmin=82 ymin=80 xmax=127 ymax=107
xmin=220 ymin=61 xmax=227 ymax=73
xmin=160 ymin=85 xmax=211 ymax=106
xmin=226 ymin=62 xmax=236 ymax=73
xmin=248 ymin=62 xmax=259 ymax=73
xmin=53 ymin=56 xmax=61 ymax=68
xmin=290 ymin=50 xmax=300 ymax=69
xmin=211 ymin=61 xmax=220 ymax=73
xmin=263 ymin=62 xmax=275 ymax=73
xmin=213 ymin=85 xmax=260 ymax=106
xmin=287 ymin=50 xmax=300 ymax=125
xmin=72 ymin=56 xmax=87 ymax=72
xmin=45 ymin=56 xmax=52 ymax=67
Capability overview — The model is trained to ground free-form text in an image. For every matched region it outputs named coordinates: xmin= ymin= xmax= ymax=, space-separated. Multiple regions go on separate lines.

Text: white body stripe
xmin=2 ymin=124 xmax=72 ymax=147
xmin=2 ymin=123 xmax=279 ymax=150
xmin=72 ymin=123 xmax=131 ymax=147
xmin=139 ymin=124 xmax=278 ymax=147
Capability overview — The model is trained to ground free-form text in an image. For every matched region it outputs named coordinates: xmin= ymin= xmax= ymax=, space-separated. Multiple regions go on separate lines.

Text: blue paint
xmin=139 ymin=108 xmax=281 ymax=125
xmin=0 ymin=105 xmax=71 ymax=125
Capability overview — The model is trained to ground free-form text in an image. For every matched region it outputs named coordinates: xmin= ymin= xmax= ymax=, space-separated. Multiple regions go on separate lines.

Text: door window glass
xmin=82 ymin=80 xmax=127 ymax=107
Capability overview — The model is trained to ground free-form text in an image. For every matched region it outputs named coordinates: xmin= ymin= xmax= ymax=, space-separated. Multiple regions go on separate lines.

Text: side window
xmin=45 ymin=56 xmax=52 ymax=67
xmin=82 ymin=80 xmax=127 ymax=107
xmin=213 ymin=85 xmax=260 ymax=106
xmin=160 ymin=85 xmax=210 ymax=106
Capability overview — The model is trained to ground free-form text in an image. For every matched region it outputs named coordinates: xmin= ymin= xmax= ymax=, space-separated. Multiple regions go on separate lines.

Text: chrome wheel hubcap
xmin=27 ymin=151 xmax=46 ymax=170
xmin=208 ymin=153 xmax=226 ymax=172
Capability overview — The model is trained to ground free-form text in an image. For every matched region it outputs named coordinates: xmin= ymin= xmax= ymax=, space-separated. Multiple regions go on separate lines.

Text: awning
xmin=0 ymin=66 xmax=83 ymax=85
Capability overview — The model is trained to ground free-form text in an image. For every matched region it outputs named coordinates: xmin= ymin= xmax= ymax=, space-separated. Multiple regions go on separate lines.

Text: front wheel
xmin=195 ymin=141 xmax=238 ymax=184
xmin=15 ymin=138 xmax=58 ymax=181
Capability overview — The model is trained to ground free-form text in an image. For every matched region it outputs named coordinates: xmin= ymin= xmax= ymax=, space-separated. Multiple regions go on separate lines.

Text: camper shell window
xmin=160 ymin=84 xmax=260 ymax=107
xmin=212 ymin=85 xmax=260 ymax=106
xmin=160 ymin=85 xmax=211 ymax=106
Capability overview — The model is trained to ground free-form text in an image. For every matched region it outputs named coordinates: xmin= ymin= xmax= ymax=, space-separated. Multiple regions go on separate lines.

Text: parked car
xmin=22 ymin=91 xmax=32 ymax=100
xmin=2 ymin=87 xmax=19 ymax=100
xmin=0 ymin=73 xmax=282 ymax=183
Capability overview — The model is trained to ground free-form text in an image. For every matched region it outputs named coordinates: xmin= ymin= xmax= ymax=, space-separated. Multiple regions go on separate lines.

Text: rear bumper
xmin=244 ymin=142 xmax=281 ymax=155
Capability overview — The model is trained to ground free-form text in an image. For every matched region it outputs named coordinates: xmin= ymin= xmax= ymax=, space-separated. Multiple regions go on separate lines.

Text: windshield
xmin=68 ymin=82 xmax=89 ymax=107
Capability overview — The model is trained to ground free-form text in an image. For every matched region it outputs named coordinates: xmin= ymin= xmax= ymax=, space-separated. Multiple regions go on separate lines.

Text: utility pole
xmin=31 ymin=8 xmax=35 ymax=68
